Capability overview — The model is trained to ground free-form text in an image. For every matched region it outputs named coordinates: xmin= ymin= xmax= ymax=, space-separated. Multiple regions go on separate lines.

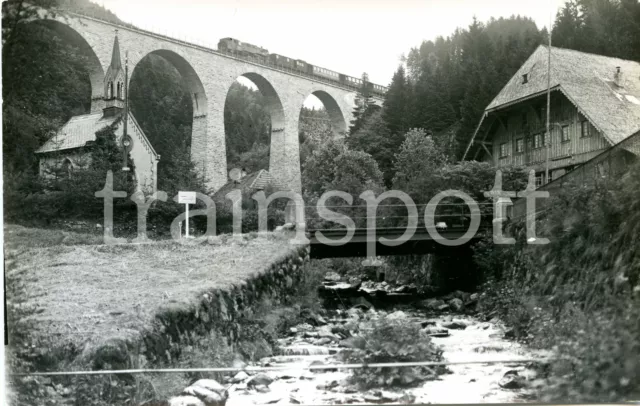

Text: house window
xmin=522 ymin=73 xmax=528 ymax=84
xmin=515 ymin=138 xmax=524 ymax=153
xmin=500 ymin=143 xmax=509 ymax=158
xmin=521 ymin=113 xmax=528 ymax=131
xmin=533 ymin=133 xmax=542 ymax=149
xmin=535 ymin=172 xmax=544 ymax=187
xmin=561 ymin=125 xmax=570 ymax=142
xmin=580 ymin=121 xmax=591 ymax=138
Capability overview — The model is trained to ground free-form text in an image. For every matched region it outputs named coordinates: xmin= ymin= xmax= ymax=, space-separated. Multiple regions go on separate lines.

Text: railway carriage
xmin=217 ymin=37 xmax=387 ymax=95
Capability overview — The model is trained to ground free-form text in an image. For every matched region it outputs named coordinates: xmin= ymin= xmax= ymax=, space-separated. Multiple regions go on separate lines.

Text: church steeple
xmin=103 ymin=30 xmax=125 ymax=117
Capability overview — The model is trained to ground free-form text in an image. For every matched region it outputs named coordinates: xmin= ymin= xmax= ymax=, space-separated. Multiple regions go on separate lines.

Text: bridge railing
xmin=52 ymin=6 xmax=388 ymax=97
xmin=304 ymin=203 xmax=495 ymax=233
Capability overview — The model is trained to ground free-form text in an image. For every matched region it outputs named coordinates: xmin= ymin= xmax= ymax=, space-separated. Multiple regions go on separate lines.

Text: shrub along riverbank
xmin=473 ymin=162 xmax=640 ymax=402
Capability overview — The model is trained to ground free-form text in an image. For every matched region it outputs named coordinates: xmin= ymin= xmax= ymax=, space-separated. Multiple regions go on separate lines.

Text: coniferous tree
xmin=382 ymin=65 xmax=411 ymax=136
xmin=349 ymin=72 xmax=378 ymax=135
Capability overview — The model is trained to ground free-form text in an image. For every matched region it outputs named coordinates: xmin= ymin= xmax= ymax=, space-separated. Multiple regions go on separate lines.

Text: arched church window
xmin=61 ymin=159 xmax=73 ymax=178
xmin=108 ymin=82 xmax=114 ymax=99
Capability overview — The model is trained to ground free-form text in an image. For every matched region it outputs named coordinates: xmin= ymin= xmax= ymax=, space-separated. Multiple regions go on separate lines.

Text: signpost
xmin=178 ymin=191 xmax=196 ymax=238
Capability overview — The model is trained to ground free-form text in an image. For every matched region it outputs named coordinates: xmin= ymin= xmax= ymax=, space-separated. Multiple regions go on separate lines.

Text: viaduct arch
xmin=27 ymin=9 xmax=384 ymax=192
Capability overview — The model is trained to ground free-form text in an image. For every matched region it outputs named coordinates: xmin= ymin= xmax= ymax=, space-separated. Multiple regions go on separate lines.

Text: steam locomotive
xmin=217 ymin=37 xmax=386 ymax=95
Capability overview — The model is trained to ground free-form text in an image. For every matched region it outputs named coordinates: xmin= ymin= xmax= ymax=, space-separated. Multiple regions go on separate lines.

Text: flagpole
xmin=122 ymin=50 xmax=130 ymax=172
xmin=545 ymin=4 xmax=552 ymax=185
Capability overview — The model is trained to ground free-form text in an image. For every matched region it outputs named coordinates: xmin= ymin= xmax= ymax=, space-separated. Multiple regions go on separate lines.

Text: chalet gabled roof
xmin=464 ymin=45 xmax=640 ymax=159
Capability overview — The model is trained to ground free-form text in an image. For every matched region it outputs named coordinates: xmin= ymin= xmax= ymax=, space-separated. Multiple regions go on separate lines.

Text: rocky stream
xmin=217 ymin=274 xmax=551 ymax=405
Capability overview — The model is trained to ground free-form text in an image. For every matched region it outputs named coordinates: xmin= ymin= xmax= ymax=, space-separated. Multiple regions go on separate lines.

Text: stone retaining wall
xmin=139 ymin=245 xmax=310 ymax=367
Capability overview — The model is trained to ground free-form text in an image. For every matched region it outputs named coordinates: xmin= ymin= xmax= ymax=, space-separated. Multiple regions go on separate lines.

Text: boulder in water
xmin=499 ymin=371 xmax=526 ymax=389
xmin=324 ymin=271 xmax=342 ymax=282
xmin=246 ymin=373 xmax=274 ymax=388
xmin=423 ymin=326 xmax=450 ymax=337
xmin=448 ymin=298 xmax=464 ymax=312
xmin=442 ymin=320 xmax=467 ymax=330
xmin=169 ymin=396 xmax=206 ymax=406
xmin=181 ymin=379 xmax=228 ymax=406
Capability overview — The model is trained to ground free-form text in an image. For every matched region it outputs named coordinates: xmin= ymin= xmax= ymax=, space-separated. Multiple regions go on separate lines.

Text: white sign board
xmin=178 ymin=191 xmax=196 ymax=205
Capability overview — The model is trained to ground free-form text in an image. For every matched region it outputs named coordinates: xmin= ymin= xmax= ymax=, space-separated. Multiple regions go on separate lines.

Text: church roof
xmin=36 ymin=112 xmax=119 ymax=153
xmin=36 ymin=111 xmax=157 ymax=158
xmin=464 ymin=45 xmax=640 ymax=158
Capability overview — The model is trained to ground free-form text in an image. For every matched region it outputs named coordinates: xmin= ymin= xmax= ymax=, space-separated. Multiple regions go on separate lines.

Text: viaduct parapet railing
xmin=51 ymin=6 xmax=388 ymax=98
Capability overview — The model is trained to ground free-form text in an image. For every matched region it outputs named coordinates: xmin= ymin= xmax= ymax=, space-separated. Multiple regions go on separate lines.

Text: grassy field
xmin=4 ymin=224 xmax=301 ymax=351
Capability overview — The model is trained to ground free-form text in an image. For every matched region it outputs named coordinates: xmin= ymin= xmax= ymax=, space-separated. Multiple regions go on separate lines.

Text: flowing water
xmin=225 ymin=305 xmax=550 ymax=405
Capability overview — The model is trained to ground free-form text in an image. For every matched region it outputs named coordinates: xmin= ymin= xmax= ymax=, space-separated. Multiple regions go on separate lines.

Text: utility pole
xmin=545 ymin=4 xmax=553 ymax=185
xmin=122 ymin=50 xmax=132 ymax=172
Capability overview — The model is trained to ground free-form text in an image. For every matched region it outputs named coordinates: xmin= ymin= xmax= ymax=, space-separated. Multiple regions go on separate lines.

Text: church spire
xmin=110 ymin=30 xmax=123 ymax=72
xmin=103 ymin=30 xmax=125 ymax=117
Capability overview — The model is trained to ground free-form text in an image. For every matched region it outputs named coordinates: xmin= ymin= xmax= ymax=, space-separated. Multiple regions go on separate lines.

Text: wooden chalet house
xmin=463 ymin=45 xmax=640 ymax=187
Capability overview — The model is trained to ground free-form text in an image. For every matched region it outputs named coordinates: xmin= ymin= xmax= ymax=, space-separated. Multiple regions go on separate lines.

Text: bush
xmin=474 ymin=162 xmax=640 ymax=402
xmin=345 ymin=316 xmax=446 ymax=389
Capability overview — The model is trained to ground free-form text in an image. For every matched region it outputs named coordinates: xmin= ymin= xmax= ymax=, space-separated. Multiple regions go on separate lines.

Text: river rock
xmin=437 ymin=304 xmax=450 ymax=312
xmin=386 ymin=310 xmax=408 ymax=320
xmin=324 ymin=272 xmax=342 ymax=282
xmin=169 ymin=396 xmax=206 ymax=406
xmin=255 ymin=385 xmax=270 ymax=393
xmin=499 ymin=371 xmax=526 ymax=389
xmin=300 ymin=308 xmax=328 ymax=326
xmin=442 ymin=320 xmax=467 ymax=330
xmin=317 ymin=329 xmax=339 ymax=341
xmin=393 ymin=284 xmax=417 ymax=294
xmin=315 ymin=337 xmax=332 ymax=345
xmin=379 ymin=391 xmax=404 ymax=402
xmin=399 ymin=392 xmax=417 ymax=404
xmin=351 ymin=296 xmax=373 ymax=310
xmin=246 ymin=373 xmax=274 ymax=388
xmin=181 ymin=379 xmax=228 ymax=406
xmin=230 ymin=371 xmax=249 ymax=383
xmin=331 ymin=325 xmax=351 ymax=338
xmin=421 ymin=320 xmax=437 ymax=327
xmin=448 ymin=298 xmax=464 ymax=312
xmin=419 ymin=298 xmax=445 ymax=310
xmin=423 ymin=326 xmax=450 ymax=337
xmin=504 ymin=328 xmax=516 ymax=339
xmin=348 ymin=276 xmax=362 ymax=287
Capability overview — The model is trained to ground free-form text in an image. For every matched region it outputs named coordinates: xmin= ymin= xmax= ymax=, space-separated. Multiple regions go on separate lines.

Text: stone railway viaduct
xmin=30 ymin=8 xmax=384 ymax=192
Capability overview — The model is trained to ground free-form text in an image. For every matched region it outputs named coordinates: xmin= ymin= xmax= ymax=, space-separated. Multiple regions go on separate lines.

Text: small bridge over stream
xmin=303 ymin=203 xmax=494 ymax=259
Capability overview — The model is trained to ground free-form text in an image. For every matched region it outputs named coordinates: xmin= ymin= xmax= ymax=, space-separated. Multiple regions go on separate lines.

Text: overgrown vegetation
xmin=345 ymin=315 xmax=447 ymax=389
xmin=474 ymin=162 xmax=640 ymax=402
